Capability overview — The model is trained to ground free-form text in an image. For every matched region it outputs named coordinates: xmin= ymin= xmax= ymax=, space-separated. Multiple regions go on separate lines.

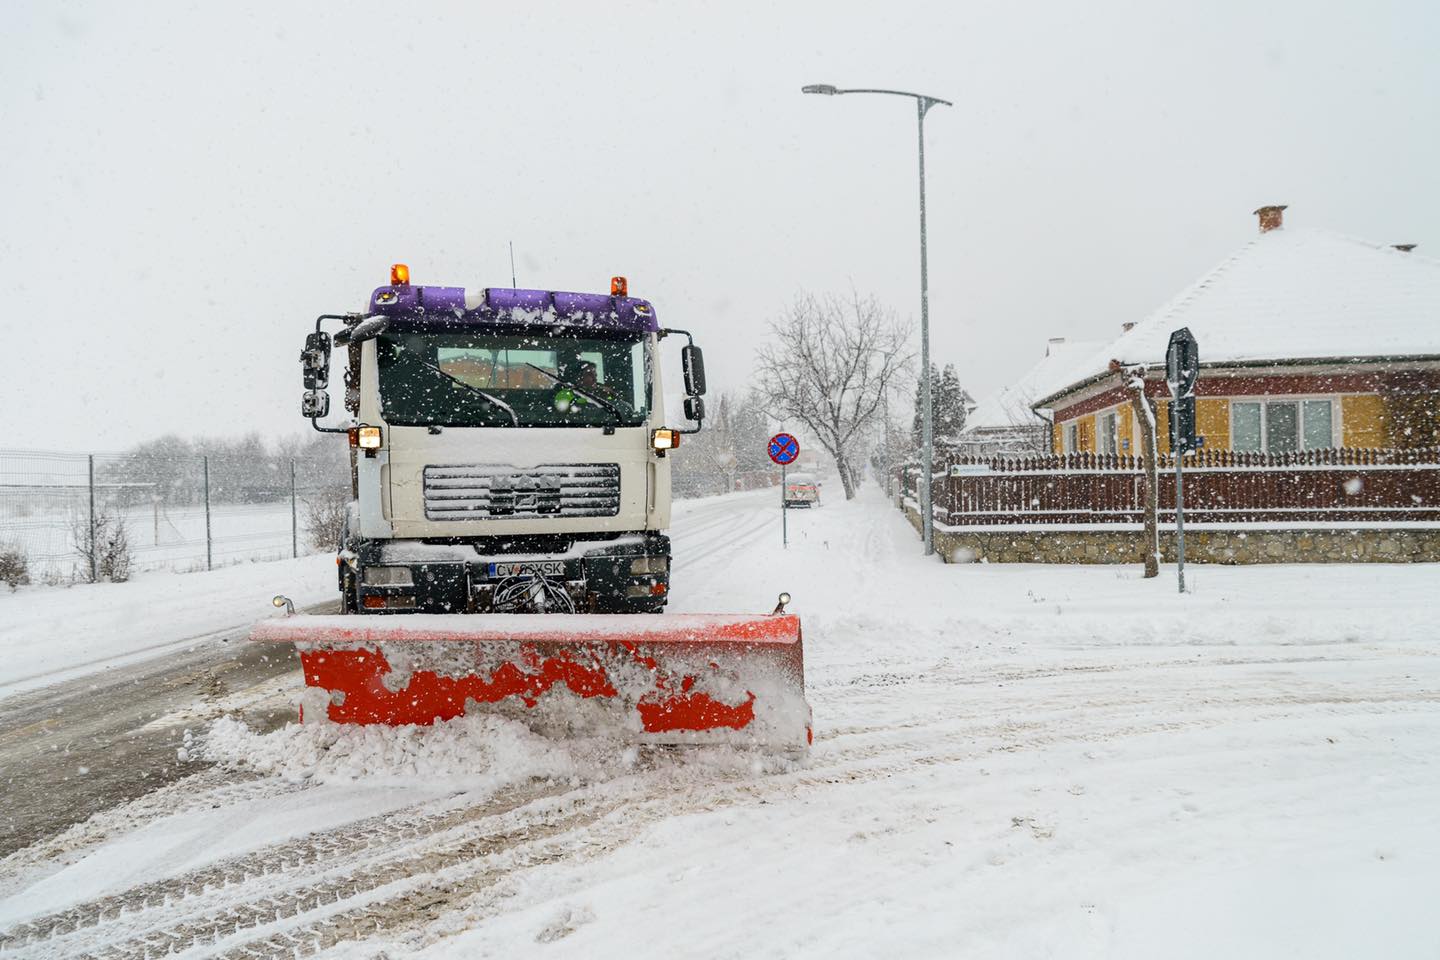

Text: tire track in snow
xmin=7 ymin=675 xmax=1436 ymax=959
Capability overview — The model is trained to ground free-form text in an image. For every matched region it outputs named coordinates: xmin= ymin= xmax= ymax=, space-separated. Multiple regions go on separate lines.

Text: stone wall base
xmin=901 ymin=506 xmax=1440 ymax=564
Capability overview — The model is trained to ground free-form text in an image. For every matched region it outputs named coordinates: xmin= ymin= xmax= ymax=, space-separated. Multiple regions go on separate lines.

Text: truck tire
xmin=341 ymin=567 xmax=359 ymax=614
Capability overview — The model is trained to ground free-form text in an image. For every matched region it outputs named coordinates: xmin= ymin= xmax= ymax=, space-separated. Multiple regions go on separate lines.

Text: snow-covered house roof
xmin=1032 ymin=223 xmax=1440 ymax=409
xmin=964 ymin=338 xmax=1106 ymax=432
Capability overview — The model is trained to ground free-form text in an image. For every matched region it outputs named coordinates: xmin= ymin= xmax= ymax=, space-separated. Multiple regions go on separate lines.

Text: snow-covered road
xmin=2 ymin=486 xmax=1438 ymax=958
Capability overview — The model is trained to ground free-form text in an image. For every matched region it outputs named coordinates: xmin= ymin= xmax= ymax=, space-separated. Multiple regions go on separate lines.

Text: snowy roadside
xmin=0 ymin=555 xmax=337 ymax=700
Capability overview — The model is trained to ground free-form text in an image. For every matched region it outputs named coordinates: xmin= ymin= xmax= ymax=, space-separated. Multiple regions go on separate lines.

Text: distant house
xmin=1032 ymin=206 xmax=1440 ymax=455
xmin=958 ymin=337 xmax=1105 ymax=455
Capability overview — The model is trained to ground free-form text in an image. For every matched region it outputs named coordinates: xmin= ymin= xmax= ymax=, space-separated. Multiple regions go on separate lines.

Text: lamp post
xmin=802 ymin=83 xmax=950 ymax=556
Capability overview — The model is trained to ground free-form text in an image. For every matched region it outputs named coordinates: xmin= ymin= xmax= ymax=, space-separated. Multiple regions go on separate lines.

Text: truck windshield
xmin=378 ymin=329 xmax=650 ymax=428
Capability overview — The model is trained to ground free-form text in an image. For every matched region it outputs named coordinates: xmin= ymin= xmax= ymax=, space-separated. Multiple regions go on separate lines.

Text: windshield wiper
xmin=386 ymin=338 xmax=519 ymax=426
xmin=523 ymin=363 xmax=629 ymax=423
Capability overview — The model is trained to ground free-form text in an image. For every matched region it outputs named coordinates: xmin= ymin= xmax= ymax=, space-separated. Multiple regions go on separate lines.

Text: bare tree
xmin=755 ymin=292 xmax=914 ymax=500
xmin=304 ymin=489 xmax=351 ymax=552
xmin=71 ymin=509 xmax=133 ymax=583
xmin=1113 ymin=360 xmax=1160 ymax=578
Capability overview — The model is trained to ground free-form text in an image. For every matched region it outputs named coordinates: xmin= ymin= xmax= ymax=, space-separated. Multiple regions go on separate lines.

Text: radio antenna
xmin=508 ymin=241 xmax=517 ymax=288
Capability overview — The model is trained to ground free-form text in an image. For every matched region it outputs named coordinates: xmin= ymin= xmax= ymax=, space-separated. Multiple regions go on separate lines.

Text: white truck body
xmin=352 ymin=337 xmax=673 ymax=542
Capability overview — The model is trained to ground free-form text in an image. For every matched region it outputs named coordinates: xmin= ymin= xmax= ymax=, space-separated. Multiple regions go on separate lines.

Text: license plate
xmin=487 ymin=560 xmax=564 ymax=578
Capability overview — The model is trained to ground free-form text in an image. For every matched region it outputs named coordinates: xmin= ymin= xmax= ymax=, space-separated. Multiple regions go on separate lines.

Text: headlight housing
xmin=356 ymin=425 xmax=383 ymax=449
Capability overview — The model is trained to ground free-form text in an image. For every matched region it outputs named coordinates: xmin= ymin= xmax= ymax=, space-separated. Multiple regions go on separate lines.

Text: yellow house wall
xmin=1116 ymin=405 xmax=1134 ymax=454
xmin=1342 ymin=395 xmax=1390 ymax=447
xmin=1052 ymin=390 xmax=1417 ymax=456
xmin=1053 ymin=423 xmax=1063 ymax=454
xmin=1196 ymin=398 xmax=1230 ymax=451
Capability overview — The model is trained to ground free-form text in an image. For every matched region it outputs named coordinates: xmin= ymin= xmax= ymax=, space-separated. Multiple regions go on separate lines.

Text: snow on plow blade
xmin=251 ymin=613 xmax=811 ymax=750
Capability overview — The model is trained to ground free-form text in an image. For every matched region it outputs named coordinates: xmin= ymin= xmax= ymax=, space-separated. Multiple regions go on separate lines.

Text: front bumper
xmin=348 ymin=533 xmax=671 ymax=614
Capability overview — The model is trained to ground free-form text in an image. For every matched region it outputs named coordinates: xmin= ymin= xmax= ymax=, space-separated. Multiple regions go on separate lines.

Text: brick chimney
xmin=1254 ymin=204 xmax=1287 ymax=233
xmin=1393 ymin=243 xmax=1417 ymax=252
xmin=1046 ymin=336 xmax=1065 ymax=356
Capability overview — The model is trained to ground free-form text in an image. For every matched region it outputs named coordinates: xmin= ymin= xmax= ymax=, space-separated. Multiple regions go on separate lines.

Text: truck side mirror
xmin=682 ymin=344 xmax=706 ymax=397
xmin=684 ymin=396 xmax=705 ymax=422
xmin=302 ymin=331 xmax=332 ymax=389
xmin=302 ymin=390 xmax=330 ymax=418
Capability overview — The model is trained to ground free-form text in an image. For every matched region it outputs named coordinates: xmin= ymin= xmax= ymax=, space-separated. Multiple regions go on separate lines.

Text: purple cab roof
xmin=367 ymin=285 xmax=660 ymax=334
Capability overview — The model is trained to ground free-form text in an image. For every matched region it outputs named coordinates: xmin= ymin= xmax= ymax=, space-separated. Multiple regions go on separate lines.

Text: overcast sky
xmin=5 ymin=0 xmax=1438 ymax=452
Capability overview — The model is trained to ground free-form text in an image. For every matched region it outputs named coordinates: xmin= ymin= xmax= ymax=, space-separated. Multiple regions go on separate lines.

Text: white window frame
xmin=1227 ymin=395 xmax=1343 ymax=453
xmin=1063 ymin=421 xmax=1080 ymax=454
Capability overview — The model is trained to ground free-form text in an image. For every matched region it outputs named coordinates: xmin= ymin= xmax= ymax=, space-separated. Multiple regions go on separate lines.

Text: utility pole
xmin=290 ymin=459 xmax=298 ymax=559
xmin=87 ymin=454 xmax=97 ymax=582
xmin=203 ymin=456 xmax=213 ymax=572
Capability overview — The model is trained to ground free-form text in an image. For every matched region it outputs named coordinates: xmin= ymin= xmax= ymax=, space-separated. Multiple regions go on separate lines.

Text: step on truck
xmin=252 ymin=266 xmax=812 ymax=750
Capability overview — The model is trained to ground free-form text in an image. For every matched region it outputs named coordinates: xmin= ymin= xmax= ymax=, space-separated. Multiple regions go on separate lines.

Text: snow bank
xmin=204 ymin=711 xmax=795 ymax=789
xmin=205 ymin=713 xmax=607 ymax=787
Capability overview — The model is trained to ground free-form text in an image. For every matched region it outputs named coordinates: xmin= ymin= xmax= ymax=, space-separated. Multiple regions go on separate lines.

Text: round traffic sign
xmin=768 ymin=432 xmax=800 ymax=466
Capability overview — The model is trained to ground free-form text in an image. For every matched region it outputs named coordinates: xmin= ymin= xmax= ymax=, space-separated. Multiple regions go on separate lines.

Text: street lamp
xmin=802 ymin=83 xmax=951 ymax=555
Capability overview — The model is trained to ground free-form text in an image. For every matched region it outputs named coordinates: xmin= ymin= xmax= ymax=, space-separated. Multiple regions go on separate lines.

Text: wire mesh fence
xmin=0 ymin=448 xmax=351 ymax=581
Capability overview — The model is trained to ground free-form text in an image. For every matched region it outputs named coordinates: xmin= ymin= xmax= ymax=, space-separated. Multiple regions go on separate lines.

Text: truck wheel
xmin=341 ymin=568 xmax=359 ymax=614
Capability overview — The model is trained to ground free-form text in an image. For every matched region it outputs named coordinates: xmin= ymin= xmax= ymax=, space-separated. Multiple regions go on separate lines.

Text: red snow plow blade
xmin=251 ymin=612 xmax=811 ymax=750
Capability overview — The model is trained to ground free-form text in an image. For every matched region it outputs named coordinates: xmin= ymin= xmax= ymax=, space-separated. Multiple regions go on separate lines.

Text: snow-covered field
xmin=2 ymin=485 xmax=1438 ymax=958
xmin=2 ymin=499 xmax=311 ymax=578
xmin=0 ymin=554 xmax=338 ymax=699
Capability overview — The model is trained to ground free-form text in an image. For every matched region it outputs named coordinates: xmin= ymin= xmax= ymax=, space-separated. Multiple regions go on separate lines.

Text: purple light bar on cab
xmin=367 ymin=285 xmax=659 ymax=333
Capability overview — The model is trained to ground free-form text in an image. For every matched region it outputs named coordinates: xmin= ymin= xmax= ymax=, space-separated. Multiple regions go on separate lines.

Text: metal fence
xmin=0 ymin=449 xmax=351 ymax=579
xmin=899 ymin=447 xmax=1440 ymax=526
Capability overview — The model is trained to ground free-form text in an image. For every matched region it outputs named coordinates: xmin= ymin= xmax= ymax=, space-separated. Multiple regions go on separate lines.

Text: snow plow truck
xmin=253 ymin=266 xmax=811 ymax=750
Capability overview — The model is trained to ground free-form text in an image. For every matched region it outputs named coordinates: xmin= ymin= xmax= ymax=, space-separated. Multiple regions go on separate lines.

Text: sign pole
xmin=1174 ymin=450 xmax=1185 ymax=593
xmin=1165 ymin=327 xmax=1201 ymax=596
xmin=781 ymin=463 xmax=788 ymax=549
xmin=768 ymin=432 xmax=801 ymax=550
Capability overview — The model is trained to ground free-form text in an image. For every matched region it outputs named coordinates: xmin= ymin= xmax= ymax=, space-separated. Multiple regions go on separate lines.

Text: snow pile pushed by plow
xmin=205 ymin=712 xmax=601 ymax=786
xmin=205 ymin=710 xmax=799 ymax=788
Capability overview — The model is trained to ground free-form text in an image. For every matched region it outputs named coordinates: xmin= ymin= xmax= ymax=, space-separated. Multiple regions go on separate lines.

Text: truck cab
xmin=299 ymin=269 xmax=705 ymax=616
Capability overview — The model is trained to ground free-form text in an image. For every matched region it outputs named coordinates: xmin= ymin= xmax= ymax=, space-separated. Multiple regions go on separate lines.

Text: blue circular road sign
xmin=768 ymin=432 xmax=800 ymax=465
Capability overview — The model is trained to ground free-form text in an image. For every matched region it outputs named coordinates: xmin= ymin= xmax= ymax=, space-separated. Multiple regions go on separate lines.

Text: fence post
xmin=87 ymin=453 xmax=97 ymax=583
xmin=203 ymin=456 xmax=212 ymax=571
xmin=290 ymin=459 xmax=298 ymax=559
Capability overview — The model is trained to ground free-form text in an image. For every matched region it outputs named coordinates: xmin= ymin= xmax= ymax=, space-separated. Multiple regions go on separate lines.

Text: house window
xmin=1231 ymin=399 xmax=1335 ymax=453
xmin=1303 ymin=399 xmax=1333 ymax=450
xmin=1267 ymin=401 xmax=1298 ymax=453
xmin=1064 ymin=422 xmax=1079 ymax=453
xmin=1098 ymin=411 xmax=1118 ymax=455
xmin=1233 ymin=402 xmax=1262 ymax=451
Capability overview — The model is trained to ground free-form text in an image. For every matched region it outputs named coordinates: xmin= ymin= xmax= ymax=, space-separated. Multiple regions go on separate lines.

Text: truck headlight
xmin=357 ymin=425 xmax=383 ymax=449
xmin=363 ymin=566 xmax=413 ymax=586
xmin=630 ymin=557 xmax=667 ymax=575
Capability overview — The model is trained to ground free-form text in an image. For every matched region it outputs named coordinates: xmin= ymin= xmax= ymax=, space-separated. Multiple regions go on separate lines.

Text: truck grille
xmin=423 ymin=464 xmax=621 ymax=520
